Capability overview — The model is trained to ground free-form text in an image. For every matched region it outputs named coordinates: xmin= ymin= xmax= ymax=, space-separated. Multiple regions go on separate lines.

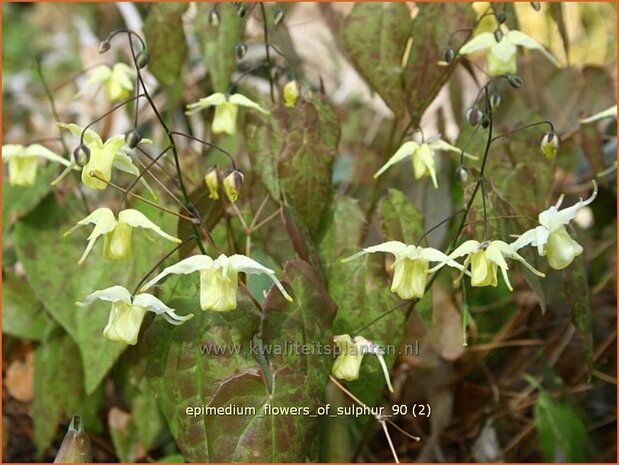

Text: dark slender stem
xmin=35 ymin=56 xmax=90 ymax=213
xmin=416 ymin=208 xmax=466 ymax=246
xmin=259 ymin=3 xmax=275 ymax=103
xmin=491 ymin=121 xmax=555 ymax=143
xmin=123 ymin=31 xmax=211 ymax=254
xmin=79 ymin=93 xmax=145 ymax=145
xmin=119 ymin=145 xmax=172 ymax=207
xmin=480 ymin=177 xmax=488 ymax=240
xmin=170 ymin=131 xmax=236 ymax=168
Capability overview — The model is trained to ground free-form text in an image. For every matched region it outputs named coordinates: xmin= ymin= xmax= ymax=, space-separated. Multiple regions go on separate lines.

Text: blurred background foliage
xmin=2 ymin=2 xmax=617 ymax=463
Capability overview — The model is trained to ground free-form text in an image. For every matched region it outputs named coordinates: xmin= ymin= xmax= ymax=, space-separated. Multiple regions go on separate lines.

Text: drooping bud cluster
xmin=235 ymin=42 xmax=248 ymax=60
xmin=441 ymin=46 xmax=456 ymax=65
xmin=135 ymin=49 xmax=150 ymax=69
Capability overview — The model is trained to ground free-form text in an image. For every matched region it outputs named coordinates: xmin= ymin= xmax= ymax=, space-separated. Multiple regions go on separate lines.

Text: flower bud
xmin=283 ymin=80 xmax=300 ymax=108
xmin=223 ymin=170 xmax=244 ymax=203
xmin=136 ymin=50 xmax=150 ymax=69
xmin=235 ymin=42 xmax=247 ymax=60
xmin=204 ymin=168 xmax=220 ymax=200
xmin=530 ymin=2 xmax=541 ymax=11
xmin=540 ymin=131 xmax=560 ymax=160
xmin=481 ymin=113 xmax=491 ymax=129
xmin=494 ymin=28 xmax=504 ymax=43
xmin=273 ymin=7 xmax=285 ymax=26
xmin=124 ymin=129 xmax=142 ymax=149
xmin=456 ymin=166 xmax=469 ymax=185
xmin=236 ymin=3 xmax=247 ymax=17
xmin=496 ymin=12 xmax=507 ymax=24
xmin=53 ymin=415 xmax=92 ymax=463
xmin=73 ymin=144 xmax=91 ymax=168
xmin=507 ymin=74 xmax=523 ymax=88
xmin=208 ymin=8 xmax=220 ymax=27
xmin=98 ymin=40 xmax=111 ymax=54
xmin=466 ymin=107 xmax=482 ymax=127
xmin=441 ymin=46 xmax=455 ymax=64
xmin=489 ymin=93 xmax=502 ymax=111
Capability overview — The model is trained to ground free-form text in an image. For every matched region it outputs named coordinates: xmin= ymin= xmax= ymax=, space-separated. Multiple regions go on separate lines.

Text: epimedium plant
xmin=2 ymin=2 xmax=615 ymax=463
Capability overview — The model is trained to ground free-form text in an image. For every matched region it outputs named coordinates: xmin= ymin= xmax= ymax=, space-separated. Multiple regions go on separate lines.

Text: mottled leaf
xmin=15 ymin=196 xmax=168 ymax=393
xmin=278 ymin=101 xmax=337 ymax=235
xmin=146 ymin=260 xmax=336 ymax=461
xmin=404 ymin=3 xmax=475 ymax=121
xmin=196 ymin=3 xmax=243 ymax=92
xmin=342 ymin=3 xmax=411 ymax=116
xmin=378 ymin=188 xmax=424 ymax=244
xmin=563 ymin=254 xmax=593 ymax=372
xmin=143 ymin=3 xmax=188 ymax=86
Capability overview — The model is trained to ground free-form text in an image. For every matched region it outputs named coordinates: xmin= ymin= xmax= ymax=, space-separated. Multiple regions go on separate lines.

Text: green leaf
xmin=146 ymin=261 xmax=337 ymax=461
xmin=196 ymin=3 xmax=243 ymax=92
xmin=143 ymin=3 xmax=189 ymax=86
xmin=404 ymin=3 xmax=475 ymax=120
xmin=2 ymin=163 xmax=56 ymax=237
xmin=14 ymin=195 xmax=167 ymax=393
xmin=342 ymin=3 xmax=412 ymax=117
xmin=245 ymin=109 xmax=285 ymax=200
xmin=563 ymin=254 xmax=593 ymax=372
xmin=145 ymin=273 xmax=262 ymax=461
xmin=322 ymin=198 xmax=405 ymax=403
xmin=33 ymin=325 xmax=103 ymax=458
xmin=2 ymin=270 xmax=52 ymax=341
xmin=278 ymin=101 xmax=337 ymax=235
xmin=534 ymin=390 xmax=590 ymax=462
xmin=378 ymin=188 xmax=424 ymax=244
xmin=319 ymin=196 xmax=365 ymax=268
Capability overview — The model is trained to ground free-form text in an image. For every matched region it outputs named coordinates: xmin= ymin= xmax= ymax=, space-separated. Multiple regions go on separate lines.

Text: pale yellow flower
xmin=432 ymin=240 xmax=544 ymax=290
xmin=141 ymin=253 xmax=292 ymax=312
xmin=375 ymin=137 xmax=477 ymax=188
xmin=331 ymin=334 xmax=394 ymax=393
xmin=343 ymin=241 xmax=464 ymax=299
xmin=185 ymin=93 xmax=270 ymax=136
xmin=64 ymin=208 xmax=181 ymax=264
xmin=78 ymin=63 xmax=136 ymax=102
xmin=56 ymin=123 xmax=152 ymax=192
xmin=77 ymin=285 xmax=192 ymax=345
xmin=511 ymin=182 xmax=597 ymax=270
xmin=2 ymin=144 xmax=70 ymax=186
xmin=459 ymin=29 xmax=558 ymax=76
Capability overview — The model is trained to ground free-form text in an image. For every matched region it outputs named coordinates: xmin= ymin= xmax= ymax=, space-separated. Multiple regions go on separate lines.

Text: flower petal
xmin=140 ymin=255 xmax=214 ymax=292
xmin=133 ymin=293 xmax=193 ymax=324
xmin=26 ymin=144 xmax=71 ymax=166
xmin=342 ymin=241 xmax=407 ymax=262
xmin=227 ymin=254 xmax=293 ymax=302
xmin=65 ymin=208 xmax=117 ymax=265
xmin=185 ymin=93 xmax=227 ymax=114
xmin=57 ymin=122 xmax=103 ymax=147
xmin=507 ymin=30 xmax=559 ymax=66
xmin=2 ymin=144 xmax=24 ymax=161
xmin=428 ymin=138 xmax=478 ymax=160
xmin=580 ymin=105 xmax=617 ymax=124
xmin=458 ymin=32 xmax=494 ymax=55
xmin=228 ymin=94 xmax=270 ymax=114
xmin=77 ymin=285 xmax=132 ymax=307
xmin=118 ymin=209 xmax=181 ymax=243
xmin=374 ymin=141 xmax=419 ymax=178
